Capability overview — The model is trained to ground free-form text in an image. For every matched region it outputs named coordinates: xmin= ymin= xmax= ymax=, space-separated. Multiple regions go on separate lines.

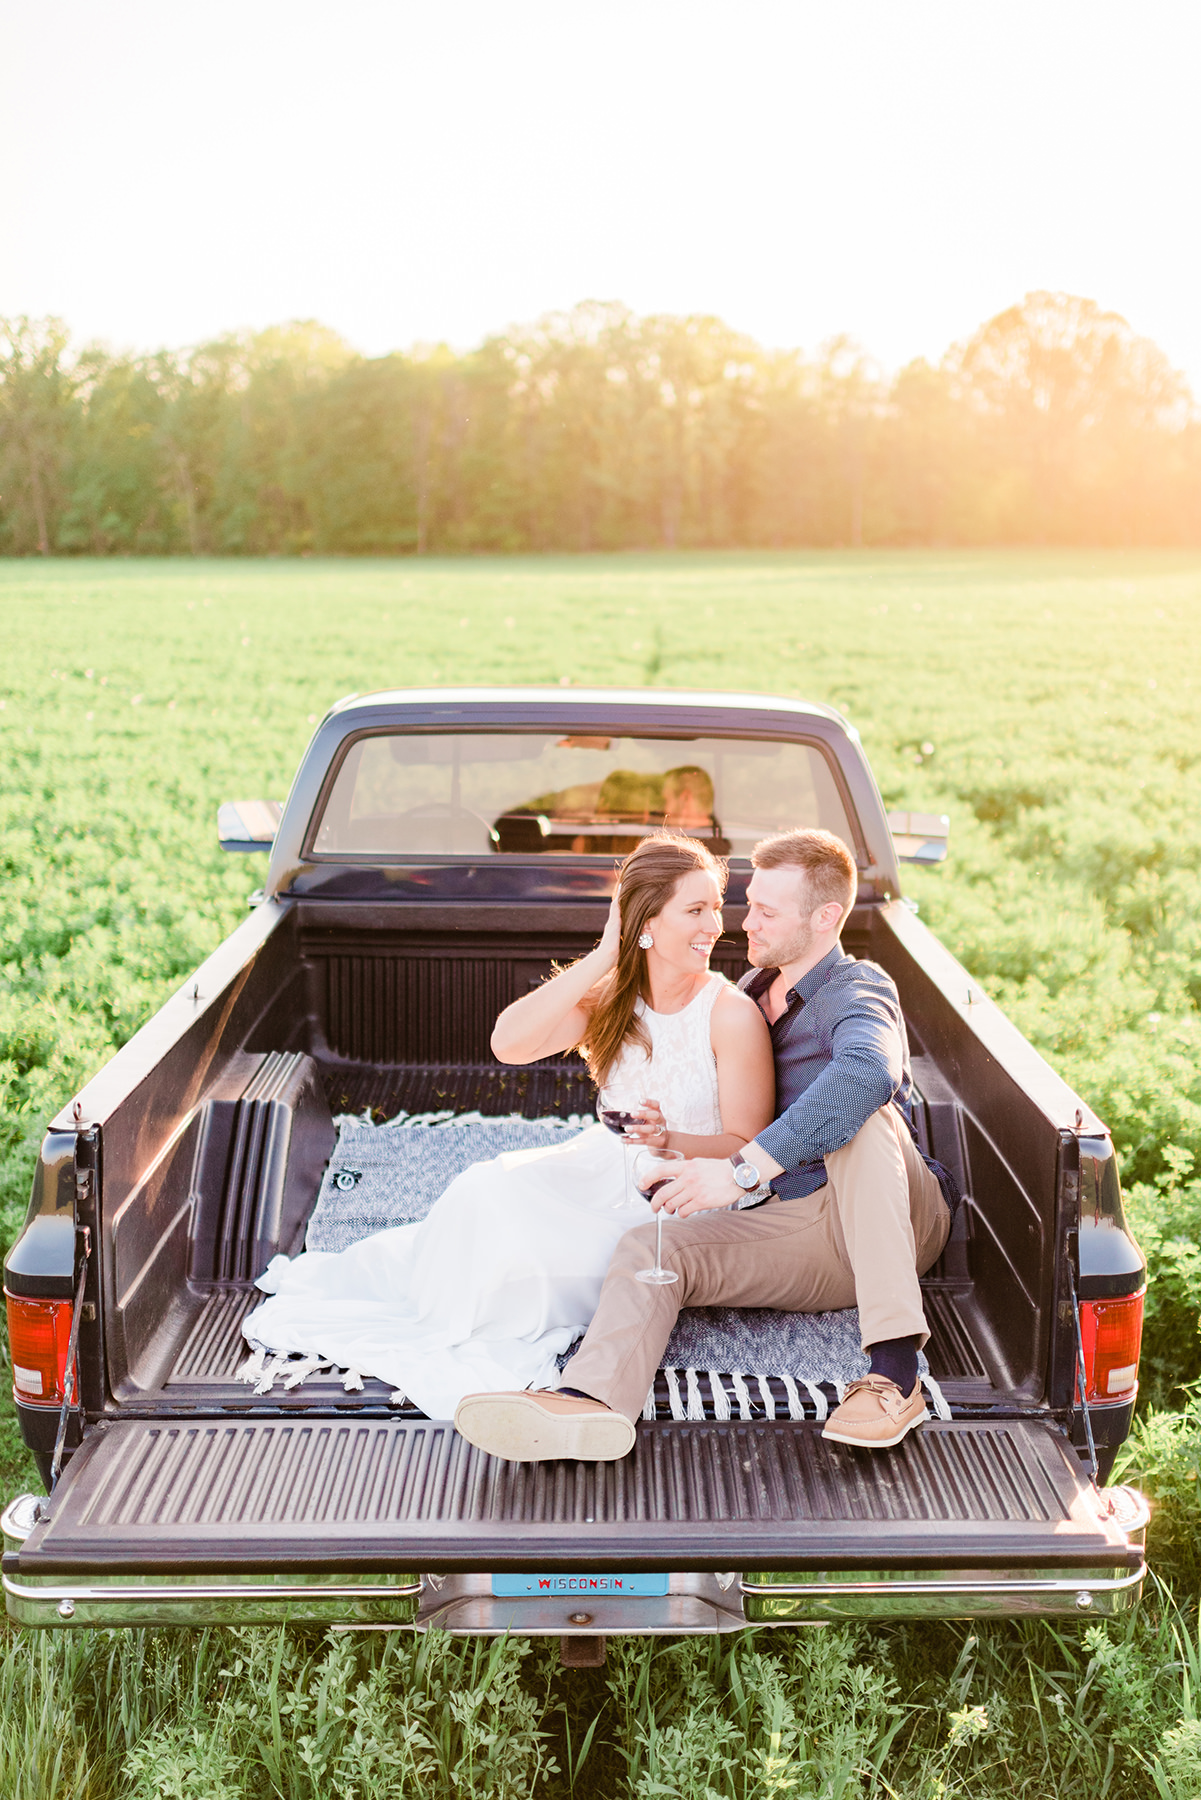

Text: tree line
xmin=1 ymin=292 xmax=1198 ymax=555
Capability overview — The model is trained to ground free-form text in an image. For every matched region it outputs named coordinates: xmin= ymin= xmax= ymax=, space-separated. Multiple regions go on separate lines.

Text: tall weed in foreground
xmin=1114 ymin=1388 xmax=1201 ymax=1598
xmin=873 ymin=1609 xmax=1198 ymax=1799
xmin=0 ymin=1623 xmax=555 ymax=1800
xmin=3 ymin=1612 xmax=1201 ymax=1799
xmin=120 ymin=1627 xmax=555 ymax=1800
xmin=605 ymin=1628 xmax=906 ymax=1798
xmin=0 ymin=1629 xmax=92 ymax=1799
xmin=596 ymin=1612 xmax=1201 ymax=1800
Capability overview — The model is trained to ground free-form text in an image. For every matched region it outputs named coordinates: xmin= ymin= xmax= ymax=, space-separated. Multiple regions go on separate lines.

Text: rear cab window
xmin=310 ymin=732 xmax=854 ymax=859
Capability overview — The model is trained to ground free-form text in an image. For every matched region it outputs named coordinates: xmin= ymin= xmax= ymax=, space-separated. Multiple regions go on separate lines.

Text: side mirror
xmin=887 ymin=810 xmax=949 ymax=865
xmin=218 ymin=799 xmax=283 ymax=853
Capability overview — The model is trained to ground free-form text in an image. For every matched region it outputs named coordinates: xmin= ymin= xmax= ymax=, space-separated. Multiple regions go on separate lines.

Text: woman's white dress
xmin=243 ymin=972 xmax=728 ymax=1419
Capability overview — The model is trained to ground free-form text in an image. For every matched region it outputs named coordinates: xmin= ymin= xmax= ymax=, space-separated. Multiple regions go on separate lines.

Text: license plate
xmin=491 ymin=1572 xmax=669 ymax=1597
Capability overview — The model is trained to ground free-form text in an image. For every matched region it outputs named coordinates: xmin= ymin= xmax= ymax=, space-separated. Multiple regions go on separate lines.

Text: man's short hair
xmin=751 ymin=828 xmax=858 ymax=919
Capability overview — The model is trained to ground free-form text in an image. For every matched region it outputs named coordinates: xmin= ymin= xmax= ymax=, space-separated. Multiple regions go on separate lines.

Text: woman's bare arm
xmin=625 ymin=985 xmax=775 ymax=1158
xmin=490 ymin=892 xmax=621 ymax=1064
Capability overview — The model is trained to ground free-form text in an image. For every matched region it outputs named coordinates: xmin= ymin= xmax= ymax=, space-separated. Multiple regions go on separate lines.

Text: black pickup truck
xmin=2 ymin=688 xmax=1149 ymax=1644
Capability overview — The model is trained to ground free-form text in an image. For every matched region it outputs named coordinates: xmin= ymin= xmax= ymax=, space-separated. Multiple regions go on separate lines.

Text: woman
xmin=243 ymin=834 xmax=774 ymax=1418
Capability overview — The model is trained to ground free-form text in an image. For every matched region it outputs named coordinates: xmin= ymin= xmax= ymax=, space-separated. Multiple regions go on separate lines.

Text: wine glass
xmin=598 ymin=1101 xmax=642 ymax=1210
xmin=632 ymin=1147 xmax=684 ymax=1285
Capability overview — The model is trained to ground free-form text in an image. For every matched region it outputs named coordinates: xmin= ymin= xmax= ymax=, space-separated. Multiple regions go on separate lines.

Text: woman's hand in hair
xmin=489 ymin=886 xmax=622 ymax=1065
xmin=597 ymin=886 xmax=623 ymax=972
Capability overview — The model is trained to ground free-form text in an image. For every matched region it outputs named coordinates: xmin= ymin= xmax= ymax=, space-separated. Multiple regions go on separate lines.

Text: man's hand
xmin=650 ymin=1157 xmax=743 ymax=1219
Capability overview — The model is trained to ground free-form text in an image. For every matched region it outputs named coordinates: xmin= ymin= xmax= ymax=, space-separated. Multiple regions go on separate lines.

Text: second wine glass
xmin=632 ymin=1146 xmax=684 ymax=1285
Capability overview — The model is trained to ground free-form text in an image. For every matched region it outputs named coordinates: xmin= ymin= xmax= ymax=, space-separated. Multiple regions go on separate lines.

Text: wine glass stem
xmin=655 ymin=1209 xmax=665 ymax=1276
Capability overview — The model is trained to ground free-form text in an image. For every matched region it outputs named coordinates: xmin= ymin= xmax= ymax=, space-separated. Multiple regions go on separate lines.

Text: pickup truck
xmin=1 ymin=688 xmax=1150 ymax=1649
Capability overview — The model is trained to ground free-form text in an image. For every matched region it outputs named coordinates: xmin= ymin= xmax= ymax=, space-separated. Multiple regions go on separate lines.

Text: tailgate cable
xmin=1068 ymin=1265 xmax=1099 ymax=1485
xmin=48 ymin=1225 xmax=91 ymax=1496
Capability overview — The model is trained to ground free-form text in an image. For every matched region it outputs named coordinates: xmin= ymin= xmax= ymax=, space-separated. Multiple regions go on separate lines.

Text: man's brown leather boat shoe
xmin=453 ymin=1388 xmax=636 ymax=1462
xmin=821 ymin=1374 xmax=928 ymax=1449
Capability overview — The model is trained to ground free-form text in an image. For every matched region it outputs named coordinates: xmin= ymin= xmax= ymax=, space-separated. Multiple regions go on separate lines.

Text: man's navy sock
xmin=867 ymin=1336 xmax=920 ymax=1394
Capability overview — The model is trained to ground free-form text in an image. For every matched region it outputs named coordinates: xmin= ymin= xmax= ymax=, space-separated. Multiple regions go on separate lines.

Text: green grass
xmin=4 ymin=549 xmax=1201 ymax=1795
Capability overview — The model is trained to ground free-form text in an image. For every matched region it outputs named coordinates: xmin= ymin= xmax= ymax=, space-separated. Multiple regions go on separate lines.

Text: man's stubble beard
xmin=747 ymin=917 xmax=817 ymax=971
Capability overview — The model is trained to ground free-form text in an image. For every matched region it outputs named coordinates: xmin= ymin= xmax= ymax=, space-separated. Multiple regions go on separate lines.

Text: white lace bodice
xmin=598 ymin=972 xmax=726 ymax=1135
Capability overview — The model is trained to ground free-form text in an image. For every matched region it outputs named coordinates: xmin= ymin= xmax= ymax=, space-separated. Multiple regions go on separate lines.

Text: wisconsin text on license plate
xmin=491 ymin=1573 xmax=669 ymax=1597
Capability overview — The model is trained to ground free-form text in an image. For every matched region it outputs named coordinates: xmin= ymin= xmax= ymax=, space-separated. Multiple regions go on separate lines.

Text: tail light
xmin=1078 ymin=1289 xmax=1145 ymax=1404
xmin=5 ymin=1292 xmax=73 ymax=1405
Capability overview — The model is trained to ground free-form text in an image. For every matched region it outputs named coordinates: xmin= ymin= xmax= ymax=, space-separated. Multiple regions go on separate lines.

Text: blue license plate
xmin=491 ymin=1572 xmax=669 ymax=1598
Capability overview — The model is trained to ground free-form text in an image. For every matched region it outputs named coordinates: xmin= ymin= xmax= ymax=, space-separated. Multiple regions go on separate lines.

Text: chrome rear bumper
xmin=3 ymin=1486 xmax=1149 ymax=1631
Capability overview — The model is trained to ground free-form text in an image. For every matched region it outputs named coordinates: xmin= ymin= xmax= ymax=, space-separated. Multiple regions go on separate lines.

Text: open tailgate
xmin=10 ymin=1415 xmax=1140 ymax=1576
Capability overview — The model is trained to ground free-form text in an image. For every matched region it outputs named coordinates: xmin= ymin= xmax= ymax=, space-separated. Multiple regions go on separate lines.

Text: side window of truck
xmin=310 ymin=732 xmax=854 ymax=859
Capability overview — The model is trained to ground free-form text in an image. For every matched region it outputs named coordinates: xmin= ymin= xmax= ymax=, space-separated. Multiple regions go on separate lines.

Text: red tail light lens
xmin=1079 ymin=1290 xmax=1145 ymax=1404
xmin=5 ymin=1292 xmax=73 ymax=1405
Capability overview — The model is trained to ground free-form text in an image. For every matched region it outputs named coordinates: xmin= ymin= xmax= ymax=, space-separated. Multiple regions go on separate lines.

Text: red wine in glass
xmin=600 ymin=1108 xmax=640 ymax=1136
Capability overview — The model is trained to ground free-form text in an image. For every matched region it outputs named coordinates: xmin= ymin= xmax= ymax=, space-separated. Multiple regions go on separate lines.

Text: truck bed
xmin=113 ymin=1036 xmax=997 ymax=1424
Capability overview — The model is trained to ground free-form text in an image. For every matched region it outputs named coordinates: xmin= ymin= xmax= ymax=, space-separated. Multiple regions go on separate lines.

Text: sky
xmin=3 ymin=1 xmax=1200 ymax=389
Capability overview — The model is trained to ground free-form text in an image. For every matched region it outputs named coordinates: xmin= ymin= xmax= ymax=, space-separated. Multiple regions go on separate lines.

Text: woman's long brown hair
xmin=581 ymin=833 xmax=727 ymax=1088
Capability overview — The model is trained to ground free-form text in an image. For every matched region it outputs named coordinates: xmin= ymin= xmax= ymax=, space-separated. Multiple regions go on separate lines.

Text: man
xmin=454 ymin=828 xmax=955 ymax=1461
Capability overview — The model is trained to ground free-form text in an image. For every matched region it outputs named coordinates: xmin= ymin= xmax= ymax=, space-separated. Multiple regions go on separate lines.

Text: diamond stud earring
xmin=638 ymin=932 xmax=654 ymax=949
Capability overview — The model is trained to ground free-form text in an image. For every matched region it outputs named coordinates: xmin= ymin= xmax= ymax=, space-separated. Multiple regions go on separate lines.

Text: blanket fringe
xmin=236 ymin=1345 xmax=267 ymax=1386
xmin=658 ymin=1368 xmax=844 ymax=1423
xmin=778 ymin=1373 xmax=803 ymax=1421
xmin=802 ymin=1378 xmax=829 ymax=1421
xmin=685 ymin=1367 xmax=706 ymax=1421
xmin=730 ymin=1371 xmax=754 ymax=1419
xmin=253 ymin=1353 xmax=292 ymax=1395
xmin=281 ymin=1355 xmax=332 ymax=1390
xmin=236 ymin=1347 xmax=368 ymax=1397
xmin=754 ymin=1373 xmax=776 ymax=1419
xmin=379 ymin=1108 xmax=586 ymax=1132
xmin=238 ymin=1346 xmax=950 ymax=1423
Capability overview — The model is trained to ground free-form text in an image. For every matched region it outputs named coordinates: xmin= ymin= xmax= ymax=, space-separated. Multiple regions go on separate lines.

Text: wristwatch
xmin=730 ymin=1149 xmax=772 ymax=1209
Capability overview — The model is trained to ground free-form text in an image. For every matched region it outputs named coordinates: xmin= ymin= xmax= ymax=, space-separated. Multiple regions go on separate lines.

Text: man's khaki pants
xmin=563 ymin=1104 xmax=952 ymax=1423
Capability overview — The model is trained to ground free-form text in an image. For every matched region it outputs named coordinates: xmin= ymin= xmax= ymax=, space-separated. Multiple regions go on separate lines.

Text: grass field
xmin=4 ymin=551 xmax=1201 ymax=1796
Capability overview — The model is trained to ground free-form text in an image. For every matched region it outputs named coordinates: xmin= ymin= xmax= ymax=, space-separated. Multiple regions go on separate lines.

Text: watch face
xmin=734 ymin=1163 xmax=759 ymax=1189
